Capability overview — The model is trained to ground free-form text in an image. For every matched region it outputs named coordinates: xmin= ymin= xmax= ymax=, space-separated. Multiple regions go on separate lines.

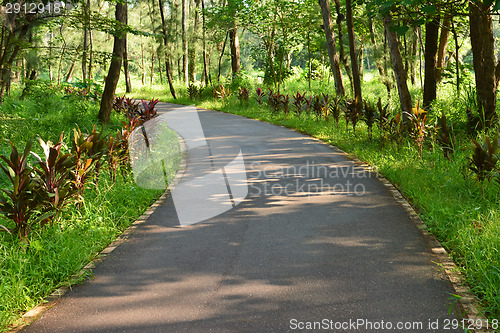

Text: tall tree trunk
xmin=318 ymin=0 xmax=345 ymax=96
xmin=123 ymin=8 xmax=132 ymax=93
xmin=0 ymin=24 xmax=30 ymax=100
xmin=469 ymin=0 xmax=498 ymax=127
xmin=82 ymin=0 xmax=90 ymax=81
xmin=158 ymin=0 xmax=177 ymax=98
xmin=368 ymin=17 xmax=391 ymax=94
xmin=228 ymin=0 xmax=240 ymax=77
xmin=141 ymin=44 xmax=146 ymax=85
xmin=384 ymin=14 xmax=412 ymax=121
xmin=98 ymin=2 xmax=126 ymax=124
xmin=228 ymin=26 xmax=240 ymax=76
xmin=334 ymin=0 xmax=353 ymax=93
xmin=218 ymin=32 xmax=228 ymax=81
xmin=182 ymin=0 xmax=189 ymax=85
xmin=436 ymin=16 xmax=451 ymax=82
xmin=423 ymin=16 xmax=440 ymax=109
xmin=202 ymin=0 xmax=209 ymax=85
xmin=150 ymin=53 xmax=155 ymax=84
xmin=189 ymin=0 xmax=201 ymax=82
xmin=65 ymin=52 xmax=77 ymax=82
xmin=345 ymin=0 xmax=362 ymax=113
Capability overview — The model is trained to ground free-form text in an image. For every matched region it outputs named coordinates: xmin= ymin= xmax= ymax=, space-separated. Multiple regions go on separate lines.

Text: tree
xmin=345 ymin=0 xmax=362 ymax=113
xmin=182 ymin=0 xmax=189 ymax=85
xmin=98 ymin=1 xmax=127 ymax=124
xmin=227 ymin=0 xmax=241 ymax=76
xmin=469 ymin=0 xmax=499 ymax=127
xmin=124 ymin=6 xmax=132 ymax=93
xmin=318 ymin=0 xmax=345 ymax=96
xmin=423 ymin=16 xmax=439 ymax=109
xmin=383 ymin=13 xmax=412 ymax=121
xmin=158 ymin=0 xmax=178 ymax=99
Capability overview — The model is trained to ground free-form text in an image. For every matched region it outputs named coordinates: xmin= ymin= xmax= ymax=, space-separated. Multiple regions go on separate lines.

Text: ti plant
xmin=388 ymin=112 xmax=403 ymax=148
xmin=105 ymin=133 xmax=124 ymax=182
xmin=437 ymin=112 xmax=454 ymax=160
xmin=114 ymin=97 xmax=140 ymax=121
xmin=31 ymin=133 xmax=75 ymax=223
xmin=344 ymin=97 xmax=359 ymax=133
xmin=292 ymin=91 xmax=305 ymax=114
xmin=406 ymin=100 xmax=429 ymax=156
xmin=71 ymin=126 xmax=105 ymax=198
xmin=362 ymin=100 xmax=376 ymax=140
xmin=281 ymin=94 xmax=290 ymax=115
xmin=267 ymin=89 xmax=281 ymax=113
xmin=238 ymin=87 xmax=249 ymax=104
xmin=213 ymin=84 xmax=230 ymax=99
xmin=376 ymin=98 xmax=390 ymax=144
xmin=255 ymin=87 xmax=265 ymax=105
xmin=0 ymin=141 xmax=50 ymax=239
xmin=188 ymin=83 xmax=201 ymax=100
xmin=329 ymin=96 xmax=342 ymax=128
xmin=469 ymin=133 xmax=499 ymax=181
xmin=139 ymin=98 xmax=159 ymax=122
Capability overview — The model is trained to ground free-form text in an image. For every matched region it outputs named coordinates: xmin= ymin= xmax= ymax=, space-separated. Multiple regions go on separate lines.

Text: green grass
xmin=134 ymin=73 xmax=500 ymax=320
xmin=0 ymin=82 xmax=178 ymax=331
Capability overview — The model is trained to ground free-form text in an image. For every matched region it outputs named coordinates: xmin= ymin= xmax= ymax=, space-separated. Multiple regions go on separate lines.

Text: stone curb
xmin=8 ymin=127 xmax=188 ymax=333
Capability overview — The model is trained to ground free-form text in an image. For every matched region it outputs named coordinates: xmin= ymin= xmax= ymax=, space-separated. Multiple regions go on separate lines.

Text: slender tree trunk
xmin=218 ymin=32 xmax=228 ymax=81
xmin=368 ymin=17 xmax=391 ymax=94
xmin=189 ymin=0 xmax=201 ymax=82
xmin=423 ymin=16 xmax=440 ymax=109
xmin=333 ymin=0 xmax=353 ymax=93
xmin=98 ymin=2 xmax=126 ymax=124
xmin=201 ymin=0 xmax=209 ymax=85
xmin=227 ymin=0 xmax=240 ymax=77
xmin=451 ymin=18 xmax=460 ymax=94
xmin=141 ymin=44 xmax=146 ymax=85
xmin=158 ymin=0 xmax=177 ymax=98
xmin=150 ymin=53 xmax=155 ymax=84
xmin=88 ymin=26 xmax=93 ymax=80
xmin=228 ymin=27 xmax=240 ymax=76
xmin=384 ymin=14 xmax=412 ymax=121
xmin=123 ymin=8 xmax=132 ymax=93
xmin=345 ymin=0 xmax=362 ymax=113
xmin=436 ymin=16 xmax=451 ymax=82
xmin=65 ymin=53 xmax=77 ymax=82
xmin=318 ymin=0 xmax=345 ymax=96
xmin=48 ymin=31 xmax=53 ymax=80
xmin=469 ymin=0 xmax=498 ymax=127
xmin=82 ymin=0 xmax=90 ymax=81
xmin=182 ymin=0 xmax=189 ymax=85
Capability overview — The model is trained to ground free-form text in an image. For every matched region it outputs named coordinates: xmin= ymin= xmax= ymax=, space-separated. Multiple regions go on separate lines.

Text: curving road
xmin=21 ymin=103 xmax=462 ymax=332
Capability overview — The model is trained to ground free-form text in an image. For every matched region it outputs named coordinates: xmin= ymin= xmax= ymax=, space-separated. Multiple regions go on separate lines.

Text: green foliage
xmin=187 ymin=83 xmax=203 ymax=100
xmin=0 ymin=84 xmax=174 ymax=330
xmin=468 ymin=134 xmax=499 ymax=181
xmin=62 ymin=80 xmax=103 ymax=102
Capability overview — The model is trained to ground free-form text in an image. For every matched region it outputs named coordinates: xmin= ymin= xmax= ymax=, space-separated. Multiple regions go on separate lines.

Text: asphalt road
xmin=22 ymin=103 xmax=462 ymax=332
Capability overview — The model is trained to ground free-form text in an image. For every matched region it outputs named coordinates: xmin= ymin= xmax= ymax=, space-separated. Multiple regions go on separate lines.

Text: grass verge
xmin=0 ymin=83 xmax=179 ymax=331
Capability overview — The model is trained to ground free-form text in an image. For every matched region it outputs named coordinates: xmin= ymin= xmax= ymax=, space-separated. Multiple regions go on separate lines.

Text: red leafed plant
xmin=0 ymin=141 xmax=52 ymax=238
xmin=31 ymin=133 xmax=76 ymax=222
